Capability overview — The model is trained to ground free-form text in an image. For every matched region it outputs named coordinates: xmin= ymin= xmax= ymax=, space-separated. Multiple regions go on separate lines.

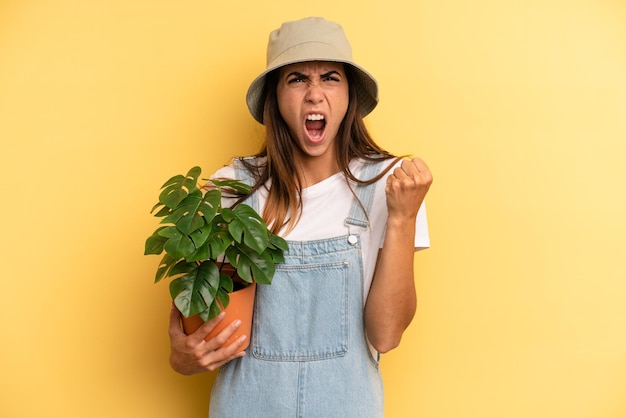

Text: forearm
xmin=364 ymin=156 xmax=432 ymax=353
xmin=363 ymin=218 xmax=417 ymax=353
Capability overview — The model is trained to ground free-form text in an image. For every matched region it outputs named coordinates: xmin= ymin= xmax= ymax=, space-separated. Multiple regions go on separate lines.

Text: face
xmin=276 ymin=61 xmax=349 ymax=164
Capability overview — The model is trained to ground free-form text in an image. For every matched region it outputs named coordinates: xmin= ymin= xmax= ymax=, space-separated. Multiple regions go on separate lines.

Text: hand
xmin=385 ymin=157 xmax=433 ymax=223
xmin=168 ymin=303 xmax=248 ymax=375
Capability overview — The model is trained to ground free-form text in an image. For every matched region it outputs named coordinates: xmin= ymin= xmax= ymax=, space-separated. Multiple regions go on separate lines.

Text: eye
xmin=322 ymin=72 xmax=342 ymax=82
xmin=286 ymin=72 xmax=308 ymax=84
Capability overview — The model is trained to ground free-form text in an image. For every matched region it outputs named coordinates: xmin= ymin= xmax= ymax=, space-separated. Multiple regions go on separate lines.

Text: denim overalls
xmin=209 ymin=159 xmax=385 ymax=418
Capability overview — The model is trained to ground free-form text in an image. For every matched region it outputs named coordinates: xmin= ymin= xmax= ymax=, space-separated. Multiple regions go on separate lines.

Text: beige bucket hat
xmin=246 ymin=17 xmax=379 ymax=124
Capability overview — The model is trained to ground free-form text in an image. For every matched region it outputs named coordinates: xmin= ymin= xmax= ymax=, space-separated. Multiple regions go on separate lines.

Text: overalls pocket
xmin=252 ymin=260 xmax=349 ymax=361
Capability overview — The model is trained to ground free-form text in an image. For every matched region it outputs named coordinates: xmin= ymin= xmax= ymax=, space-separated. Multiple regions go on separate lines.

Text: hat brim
xmin=246 ymin=59 xmax=378 ymax=125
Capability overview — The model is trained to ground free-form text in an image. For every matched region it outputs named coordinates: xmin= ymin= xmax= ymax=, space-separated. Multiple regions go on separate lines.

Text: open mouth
xmin=305 ymin=114 xmax=326 ymax=141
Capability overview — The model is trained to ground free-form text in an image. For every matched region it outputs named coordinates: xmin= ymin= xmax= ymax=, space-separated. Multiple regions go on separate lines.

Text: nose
xmin=304 ymin=82 xmax=324 ymax=104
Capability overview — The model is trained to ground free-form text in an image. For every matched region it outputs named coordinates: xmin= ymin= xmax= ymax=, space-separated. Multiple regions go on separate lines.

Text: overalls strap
xmin=233 ymin=157 xmax=259 ymax=212
xmin=345 ymin=159 xmax=388 ymax=229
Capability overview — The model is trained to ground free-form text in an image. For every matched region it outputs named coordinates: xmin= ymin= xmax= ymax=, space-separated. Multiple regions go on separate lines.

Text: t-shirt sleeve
xmin=377 ymin=159 xmax=431 ymax=251
xmin=210 ymin=164 xmax=236 ymax=180
xmin=414 ymin=202 xmax=430 ymax=251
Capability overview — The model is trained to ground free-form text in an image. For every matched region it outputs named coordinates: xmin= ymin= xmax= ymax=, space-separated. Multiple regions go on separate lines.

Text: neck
xmin=293 ymin=151 xmax=340 ymax=188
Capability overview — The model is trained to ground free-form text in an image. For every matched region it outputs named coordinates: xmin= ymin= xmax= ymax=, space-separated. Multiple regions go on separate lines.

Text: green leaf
xmin=169 ymin=261 xmax=221 ymax=318
xmin=150 ymin=203 xmax=171 ymax=218
xmin=268 ymin=247 xmax=285 ymax=264
xmin=154 ymin=254 xmax=176 ymax=283
xmin=150 ymin=202 xmax=162 ymax=214
xmin=159 ymin=166 xmax=201 ymax=209
xmin=189 ymin=222 xmax=212 ymax=248
xmin=145 ymin=227 xmax=168 ymax=255
xmin=220 ymin=207 xmax=235 ymax=221
xmin=205 ymin=227 xmax=234 ymax=260
xmin=188 ymin=243 xmax=209 ymax=263
xmin=225 ymin=204 xmax=269 ymax=254
xmin=169 ymin=260 xmax=197 ymax=276
xmin=185 ymin=223 xmax=213 ymax=262
xmin=163 ymin=228 xmax=196 ymax=260
xmin=215 ymin=289 xmax=230 ymax=311
xmin=209 ymin=178 xmax=252 ymax=194
xmin=170 ymin=276 xmax=206 ymax=318
xmin=162 ymin=189 xmax=221 ymax=235
xmin=266 ymin=235 xmax=288 ymax=264
xmin=269 ymin=234 xmax=289 ymax=251
xmin=202 ymin=298 xmax=224 ymax=322
xmin=268 ymin=234 xmax=289 ymax=251
xmin=160 ymin=189 xmax=202 ymax=224
xmin=225 ymin=245 xmax=275 ymax=285
xmin=219 ymin=273 xmax=234 ymax=293
xmin=200 ymin=283 xmax=231 ymax=321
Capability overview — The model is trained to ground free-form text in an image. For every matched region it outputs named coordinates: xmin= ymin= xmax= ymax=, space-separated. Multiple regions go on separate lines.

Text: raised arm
xmin=364 ymin=157 xmax=432 ymax=353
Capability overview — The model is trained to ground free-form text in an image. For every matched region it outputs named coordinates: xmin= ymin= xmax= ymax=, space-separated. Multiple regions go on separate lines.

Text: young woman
xmin=167 ymin=17 xmax=432 ymax=417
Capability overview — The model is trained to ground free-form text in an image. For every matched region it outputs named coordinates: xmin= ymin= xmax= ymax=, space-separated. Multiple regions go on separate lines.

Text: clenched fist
xmin=385 ymin=157 xmax=433 ymax=223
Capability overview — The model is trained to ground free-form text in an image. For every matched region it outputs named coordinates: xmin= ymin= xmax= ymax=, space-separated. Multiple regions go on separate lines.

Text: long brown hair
xmin=240 ymin=64 xmax=401 ymax=234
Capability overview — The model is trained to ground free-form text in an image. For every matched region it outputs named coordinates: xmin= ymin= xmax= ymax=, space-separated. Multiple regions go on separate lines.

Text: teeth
xmin=306 ymin=114 xmax=325 ymax=121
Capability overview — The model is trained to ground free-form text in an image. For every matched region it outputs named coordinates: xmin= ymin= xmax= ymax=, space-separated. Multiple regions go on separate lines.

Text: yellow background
xmin=1 ymin=1 xmax=625 ymax=417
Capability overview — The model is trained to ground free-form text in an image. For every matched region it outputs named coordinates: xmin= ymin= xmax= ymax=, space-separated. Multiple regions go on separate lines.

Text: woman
xmin=168 ymin=17 xmax=432 ymax=417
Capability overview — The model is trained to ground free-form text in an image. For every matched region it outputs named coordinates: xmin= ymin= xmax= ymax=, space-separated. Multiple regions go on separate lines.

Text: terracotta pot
xmin=181 ymin=282 xmax=256 ymax=351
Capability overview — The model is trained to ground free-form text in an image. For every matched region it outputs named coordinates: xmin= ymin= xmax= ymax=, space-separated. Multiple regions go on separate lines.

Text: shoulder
xmin=210 ymin=156 xmax=267 ymax=180
xmin=211 ymin=164 xmax=235 ymax=179
xmin=350 ymin=156 xmax=400 ymax=182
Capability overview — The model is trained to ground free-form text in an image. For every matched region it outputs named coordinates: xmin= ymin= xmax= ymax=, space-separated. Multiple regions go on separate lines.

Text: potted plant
xmin=144 ymin=166 xmax=287 ymax=349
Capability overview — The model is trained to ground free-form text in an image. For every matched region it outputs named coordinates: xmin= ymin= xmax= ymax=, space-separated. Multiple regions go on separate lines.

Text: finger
xmin=219 ymin=334 xmax=248 ymax=358
xmin=203 ymin=318 xmax=243 ymax=351
xmin=186 ymin=311 xmax=227 ymax=346
xmin=391 ymin=165 xmax=409 ymax=180
xmin=392 ymin=158 xmax=420 ymax=179
xmin=201 ymin=328 xmax=248 ymax=371
xmin=408 ymin=156 xmax=432 ymax=174
xmin=412 ymin=157 xmax=423 ymax=170
xmin=398 ymin=158 xmax=433 ymax=187
xmin=211 ymin=335 xmax=248 ymax=368
xmin=389 ymin=161 xmax=418 ymax=185
xmin=411 ymin=157 xmax=432 ymax=175
xmin=168 ymin=302 xmax=184 ymax=337
xmin=208 ymin=351 xmax=246 ymax=371
xmin=412 ymin=158 xmax=433 ymax=185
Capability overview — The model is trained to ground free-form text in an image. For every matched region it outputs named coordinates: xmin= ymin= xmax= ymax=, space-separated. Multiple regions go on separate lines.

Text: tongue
xmin=305 ymin=120 xmax=324 ymax=130
xmin=305 ymin=120 xmax=325 ymax=139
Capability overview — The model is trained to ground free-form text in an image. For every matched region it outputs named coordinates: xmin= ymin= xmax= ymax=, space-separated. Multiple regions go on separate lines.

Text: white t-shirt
xmin=212 ymin=158 xmax=430 ymax=301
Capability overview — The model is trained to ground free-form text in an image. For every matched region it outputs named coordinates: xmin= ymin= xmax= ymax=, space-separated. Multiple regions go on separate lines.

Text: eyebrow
xmin=285 ymin=70 xmax=342 ymax=79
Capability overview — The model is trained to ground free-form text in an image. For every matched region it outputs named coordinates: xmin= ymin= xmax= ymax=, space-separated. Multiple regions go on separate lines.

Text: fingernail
xmin=233 ymin=319 xmax=242 ymax=328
